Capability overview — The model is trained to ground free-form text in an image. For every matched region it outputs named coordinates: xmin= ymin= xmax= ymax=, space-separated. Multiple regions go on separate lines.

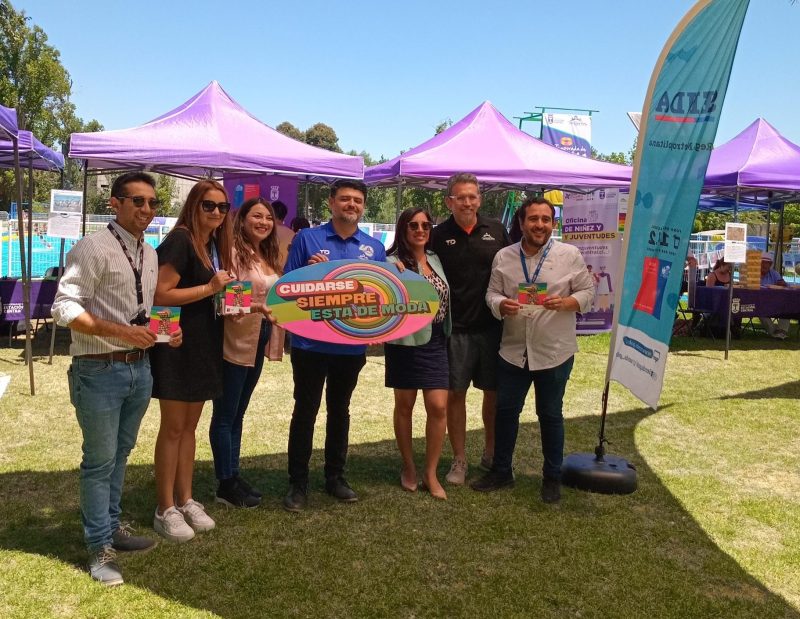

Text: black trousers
xmin=287 ymin=347 xmax=366 ymax=486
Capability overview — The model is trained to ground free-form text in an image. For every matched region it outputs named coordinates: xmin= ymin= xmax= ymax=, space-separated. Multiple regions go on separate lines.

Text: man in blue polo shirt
xmin=282 ymin=179 xmax=386 ymax=512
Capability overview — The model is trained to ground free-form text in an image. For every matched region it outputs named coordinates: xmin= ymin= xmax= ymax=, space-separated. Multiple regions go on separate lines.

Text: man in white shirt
xmin=52 ymin=172 xmax=181 ymax=585
xmin=471 ymin=196 xmax=594 ymax=503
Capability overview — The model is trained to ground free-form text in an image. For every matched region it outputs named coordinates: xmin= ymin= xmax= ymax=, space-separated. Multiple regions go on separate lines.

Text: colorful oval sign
xmin=267 ymin=259 xmax=438 ymax=345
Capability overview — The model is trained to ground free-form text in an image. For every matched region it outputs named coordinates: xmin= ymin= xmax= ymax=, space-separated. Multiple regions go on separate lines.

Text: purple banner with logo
xmin=563 ymin=188 xmax=621 ymax=334
xmin=222 ymin=173 xmax=299 ymax=222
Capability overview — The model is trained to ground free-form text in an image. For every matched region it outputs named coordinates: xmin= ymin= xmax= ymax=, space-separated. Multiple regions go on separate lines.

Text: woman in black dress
xmin=150 ymin=180 xmax=234 ymax=542
xmin=385 ymin=208 xmax=451 ymax=500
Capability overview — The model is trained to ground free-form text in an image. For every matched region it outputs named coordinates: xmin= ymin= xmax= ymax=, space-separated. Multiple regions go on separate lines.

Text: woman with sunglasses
xmin=209 ymin=197 xmax=280 ymax=508
xmin=150 ymin=180 xmax=234 ymax=542
xmin=385 ymin=208 xmax=452 ymax=500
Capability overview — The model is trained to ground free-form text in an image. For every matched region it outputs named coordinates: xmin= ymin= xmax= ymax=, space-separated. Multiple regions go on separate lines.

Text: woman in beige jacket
xmin=210 ymin=197 xmax=280 ymax=508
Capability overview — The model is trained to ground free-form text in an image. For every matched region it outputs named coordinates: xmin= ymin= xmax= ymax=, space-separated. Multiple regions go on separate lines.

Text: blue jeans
xmin=68 ymin=356 xmax=152 ymax=552
xmin=493 ymin=355 xmax=574 ymax=481
xmin=210 ymin=320 xmax=270 ymax=481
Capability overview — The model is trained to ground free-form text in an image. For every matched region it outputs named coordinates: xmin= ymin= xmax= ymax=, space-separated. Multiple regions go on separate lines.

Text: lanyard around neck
xmin=108 ymin=223 xmax=144 ymax=308
xmin=208 ymin=239 xmax=220 ymax=271
xmin=519 ymin=239 xmax=553 ymax=284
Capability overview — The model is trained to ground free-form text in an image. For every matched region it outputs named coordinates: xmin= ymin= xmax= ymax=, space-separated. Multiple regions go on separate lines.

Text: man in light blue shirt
xmin=759 ymin=252 xmax=789 ymax=339
xmin=283 ymin=179 xmax=386 ymax=511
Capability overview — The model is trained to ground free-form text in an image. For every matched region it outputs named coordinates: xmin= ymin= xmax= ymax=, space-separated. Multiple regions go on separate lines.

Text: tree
xmin=155 ymin=174 xmax=177 ymax=216
xmin=591 ymin=147 xmax=629 ymax=165
xmin=304 ymin=123 xmax=342 ymax=153
xmin=275 ymin=121 xmax=304 ymax=142
xmin=0 ymin=0 xmax=101 ymax=206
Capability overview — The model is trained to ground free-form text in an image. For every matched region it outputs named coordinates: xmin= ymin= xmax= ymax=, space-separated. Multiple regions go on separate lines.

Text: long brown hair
xmin=173 ymin=180 xmax=233 ymax=271
xmin=232 ymin=197 xmax=281 ymax=275
xmin=387 ymin=207 xmax=432 ymax=272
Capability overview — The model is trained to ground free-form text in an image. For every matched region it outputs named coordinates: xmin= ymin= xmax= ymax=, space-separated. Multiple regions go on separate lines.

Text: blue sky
xmin=14 ymin=1 xmax=799 ymax=161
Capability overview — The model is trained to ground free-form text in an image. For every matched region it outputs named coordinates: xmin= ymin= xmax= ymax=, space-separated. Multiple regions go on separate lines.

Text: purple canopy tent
xmin=364 ymin=101 xmax=631 ymax=192
xmin=704 ymin=118 xmax=800 ymax=260
xmin=704 ymin=118 xmax=800 ymax=199
xmin=0 ymin=105 xmax=17 ymax=140
xmin=0 ymin=106 xmax=65 ymax=394
xmin=68 ymin=81 xmax=363 ymax=181
xmin=701 ymin=119 xmax=800 ymax=354
xmin=0 ymin=130 xmax=64 ymax=171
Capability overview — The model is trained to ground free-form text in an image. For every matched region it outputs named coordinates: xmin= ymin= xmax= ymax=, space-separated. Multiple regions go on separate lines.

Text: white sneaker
xmin=445 ymin=458 xmax=468 ymax=485
xmin=177 ymin=499 xmax=216 ymax=533
xmin=153 ymin=506 xmax=195 ymax=543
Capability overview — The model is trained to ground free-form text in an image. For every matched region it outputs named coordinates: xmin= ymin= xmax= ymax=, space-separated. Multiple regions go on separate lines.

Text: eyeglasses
xmin=408 ymin=221 xmax=432 ymax=231
xmin=447 ymin=194 xmax=480 ymax=204
xmin=200 ymin=200 xmax=231 ymax=214
xmin=117 ymin=195 xmax=161 ymax=209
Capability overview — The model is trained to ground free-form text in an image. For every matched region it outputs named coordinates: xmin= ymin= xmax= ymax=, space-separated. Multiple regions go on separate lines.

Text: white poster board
xmin=723 ymin=222 xmax=747 ymax=264
xmin=47 ymin=189 xmax=83 ymax=239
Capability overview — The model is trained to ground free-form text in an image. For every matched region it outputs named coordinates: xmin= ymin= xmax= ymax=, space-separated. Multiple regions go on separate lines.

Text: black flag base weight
xmin=561 ymin=451 xmax=637 ymax=495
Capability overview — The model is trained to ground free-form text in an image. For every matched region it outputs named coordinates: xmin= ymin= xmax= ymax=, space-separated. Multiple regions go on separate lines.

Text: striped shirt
xmin=51 ymin=221 xmax=158 ymax=356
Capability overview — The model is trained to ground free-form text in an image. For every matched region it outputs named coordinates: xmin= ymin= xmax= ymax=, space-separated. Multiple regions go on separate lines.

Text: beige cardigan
xmin=223 ymin=248 xmax=279 ymax=367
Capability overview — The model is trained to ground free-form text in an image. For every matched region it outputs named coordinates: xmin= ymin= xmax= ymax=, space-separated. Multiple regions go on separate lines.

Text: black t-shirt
xmin=431 ymin=215 xmax=510 ymax=332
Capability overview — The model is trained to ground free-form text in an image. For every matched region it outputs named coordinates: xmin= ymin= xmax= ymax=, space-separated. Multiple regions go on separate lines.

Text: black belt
xmin=76 ymin=349 xmax=147 ymax=363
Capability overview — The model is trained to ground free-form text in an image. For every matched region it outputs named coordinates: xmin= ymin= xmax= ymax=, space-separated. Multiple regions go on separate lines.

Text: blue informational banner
xmin=541 ymin=113 xmax=591 ymax=158
xmin=607 ymin=0 xmax=750 ymax=409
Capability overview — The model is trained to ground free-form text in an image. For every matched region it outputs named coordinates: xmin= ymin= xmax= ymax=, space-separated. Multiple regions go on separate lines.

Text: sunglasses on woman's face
xmin=408 ymin=221 xmax=432 ymax=231
xmin=200 ymin=200 xmax=231 ymax=214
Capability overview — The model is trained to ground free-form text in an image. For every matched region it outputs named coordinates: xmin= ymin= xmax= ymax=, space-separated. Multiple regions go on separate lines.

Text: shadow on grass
xmin=718 ymin=379 xmax=800 ymax=400
xmin=669 ymin=331 xmax=797 ymax=354
xmin=0 ymin=406 xmax=796 ymax=617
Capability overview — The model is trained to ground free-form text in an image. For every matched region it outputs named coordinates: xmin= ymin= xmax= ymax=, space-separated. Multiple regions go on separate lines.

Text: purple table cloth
xmin=695 ymin=285 xmax=800 ymax=320
xmin=0 ymin=279 xmax=59 ymax=322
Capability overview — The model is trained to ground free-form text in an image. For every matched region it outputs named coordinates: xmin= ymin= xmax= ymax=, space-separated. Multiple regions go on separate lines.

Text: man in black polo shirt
xmin=431 ymin=172 xmax=510 ymax=485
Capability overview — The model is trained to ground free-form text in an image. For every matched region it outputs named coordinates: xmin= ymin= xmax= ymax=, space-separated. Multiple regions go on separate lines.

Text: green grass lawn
xmin=0 ymin=327 xmax=798 ymax=618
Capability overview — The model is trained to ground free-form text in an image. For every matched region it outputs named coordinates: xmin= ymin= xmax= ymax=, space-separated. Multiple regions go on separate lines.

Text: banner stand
xmin=562 ymin=384 xmax=638 ymax=494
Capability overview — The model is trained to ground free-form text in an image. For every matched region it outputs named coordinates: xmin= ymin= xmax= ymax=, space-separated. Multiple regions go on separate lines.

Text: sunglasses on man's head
xmin=200 ymin=200 xmax=231 ymax=214
xmin=408 ymin=221 xmax=432 ymax=231
xmin=117 ymin=195 xmax=161 ymax=209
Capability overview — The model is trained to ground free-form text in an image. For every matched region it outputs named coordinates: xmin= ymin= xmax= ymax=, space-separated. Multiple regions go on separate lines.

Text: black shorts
xmin=447 ymin=324 xmax=501 ymax=391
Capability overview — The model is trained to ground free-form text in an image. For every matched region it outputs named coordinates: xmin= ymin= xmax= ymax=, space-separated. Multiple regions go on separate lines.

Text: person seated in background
xmin=705 ymin=259 xmax=732 ymax=287
xmin=702 ymin=258 xmax=741 ymax=338
xmin=759 ymin=253 xmax=789 ymax=339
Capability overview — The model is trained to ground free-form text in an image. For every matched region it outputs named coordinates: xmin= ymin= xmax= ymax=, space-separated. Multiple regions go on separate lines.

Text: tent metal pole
xmin=26 ymin=159 xmax=34 ymax=283
xmin=395 ymin=180 xmax=403 ymax=221
xmin=724 ymin=187 xmax=740 ymax=361
xmin=81 ymin=166 xmax=89 ymax=237
xmin=12 ymin=137 xmax=34 ymax=394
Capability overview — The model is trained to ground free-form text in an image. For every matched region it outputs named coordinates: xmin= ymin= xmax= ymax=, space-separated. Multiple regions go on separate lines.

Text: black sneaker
xmin=325 ymin=477 xmax=358 ymax=503
xmin=470 ymin=469 xmax=515 ymax=492
xmin=283 ymin=484 xmax=308 ymax=512
xmin=111 ymin=523 xmax=158 ymax=553
xmin=234 ymin=474 xmax=262 ymax=499
xmin=216 ymin=481 xmax=260 ymax=508
xmin=541 ymin=478 xmax=561 ymax=504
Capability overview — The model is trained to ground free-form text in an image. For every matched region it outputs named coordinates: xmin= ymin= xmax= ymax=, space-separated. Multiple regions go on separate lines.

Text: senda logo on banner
xmin=560 ymin=136 xmax=574 ymax=146
xmin=654 ymin=90 xmax=717 ymax=123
